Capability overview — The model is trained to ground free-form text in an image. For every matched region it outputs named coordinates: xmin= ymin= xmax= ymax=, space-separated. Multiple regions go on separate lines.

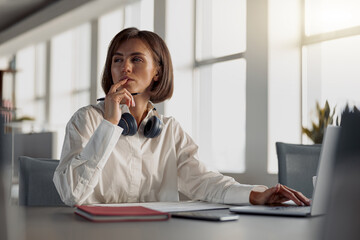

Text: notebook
xmin=75 ymin=205 xmax=170 ymax=222
xmin=171 ymin=210 xmax=239 ymax=221
xmin=230 ymin=126 xmax=340 ymax=217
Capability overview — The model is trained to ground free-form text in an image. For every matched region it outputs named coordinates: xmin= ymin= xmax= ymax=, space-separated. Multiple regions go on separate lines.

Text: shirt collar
xmin=95 ymin=101 xmax=158 ymax=128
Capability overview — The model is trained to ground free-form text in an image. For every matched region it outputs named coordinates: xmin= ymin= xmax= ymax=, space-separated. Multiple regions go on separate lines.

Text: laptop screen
xmin=311 ymin=126 xmax=341 ymax=216
xmin=321 ymin=110 xmax=360 ymax=239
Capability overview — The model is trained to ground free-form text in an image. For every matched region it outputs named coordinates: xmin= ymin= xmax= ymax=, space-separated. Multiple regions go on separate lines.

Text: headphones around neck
xmin=96 ymin=97 xmax=163 ymax=138
xmin=119 ymin=109 xmax=163 ymax=138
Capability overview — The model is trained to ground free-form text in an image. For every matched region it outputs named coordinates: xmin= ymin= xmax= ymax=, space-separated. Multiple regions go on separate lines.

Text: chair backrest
xmin=13 ymin=132 xmax=55 ymax=179
xmin=276 ymin=142 xmax=322 ymax=198
xmin=18 ymin=156 xmax=66 ymax=206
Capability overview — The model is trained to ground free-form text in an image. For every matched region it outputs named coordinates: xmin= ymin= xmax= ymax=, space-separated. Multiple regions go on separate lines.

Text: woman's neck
xmin=129 ymin=96 xmax=150 ymax=127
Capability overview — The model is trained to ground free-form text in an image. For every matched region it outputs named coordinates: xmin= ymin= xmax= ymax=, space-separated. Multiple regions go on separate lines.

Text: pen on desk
xmin=97 ymin=93 xmax=140 ymax=101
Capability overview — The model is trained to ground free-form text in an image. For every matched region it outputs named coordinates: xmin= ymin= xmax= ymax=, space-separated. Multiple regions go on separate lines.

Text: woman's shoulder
xmin=70 ymin=102 xmax=104 ymax=122
xmin=160 ymin=115 xmax=186 ymax=134
xmin=160 ymin=115 xmax=197 ymax=149
xmin=161 ymin=115 xmax=178 ymax=126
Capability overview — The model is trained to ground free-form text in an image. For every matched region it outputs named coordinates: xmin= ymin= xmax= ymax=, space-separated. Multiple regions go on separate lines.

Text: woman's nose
xmin=122 ymin=60 xmax=132 ymax=73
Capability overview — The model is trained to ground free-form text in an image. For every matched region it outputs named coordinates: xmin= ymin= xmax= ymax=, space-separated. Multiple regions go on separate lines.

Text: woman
xmin=53 ymin=27 xmax=310 ymax=207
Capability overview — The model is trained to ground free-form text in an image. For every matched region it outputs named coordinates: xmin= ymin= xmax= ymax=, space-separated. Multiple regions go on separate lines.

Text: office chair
xmin=18 ymin=156 xmax=66 ymax=206
xmin=276 ymin=142 xmax=322 ymax=198
xmin=13 ymin=132 xmax=55 ymax=179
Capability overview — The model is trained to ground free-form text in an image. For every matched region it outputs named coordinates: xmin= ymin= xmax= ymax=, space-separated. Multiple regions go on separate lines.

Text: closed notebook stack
xmin=75 ymin=205 xmax=170 ymax=222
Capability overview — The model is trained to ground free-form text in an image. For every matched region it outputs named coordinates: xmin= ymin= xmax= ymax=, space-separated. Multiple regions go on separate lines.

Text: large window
xmin=196 ymin=59 xmax=246 ymax=172
xmin=194 ymin=0 xmax=247 ymax=172
xmin=267 ymin=0 xmax=302 ymax=173
xmin=305 ymin=0 xmax=360 ymax=36
xmin=50 ymin=23 xmax=91 ymax=155
xmin=165 ymin=0 xmax=247 ymax=173
xmin=302 ymin=0 xmax=360 ymax=141
xmin=15 ymin=43 xmax=47 ymax=132
xmin=0 ymin=57 xmax=9 ymax=69
xmin=97 ymin=8 xmax=124 ymax=98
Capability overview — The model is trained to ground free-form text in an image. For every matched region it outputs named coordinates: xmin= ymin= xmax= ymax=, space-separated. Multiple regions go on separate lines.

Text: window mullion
xmin=195 ymin=52 xmax=245 ymax=67
xmin=302 ymin=25 xmax=360 ymax=45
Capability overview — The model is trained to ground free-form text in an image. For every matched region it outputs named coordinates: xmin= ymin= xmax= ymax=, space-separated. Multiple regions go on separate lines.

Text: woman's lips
xmin=120 ymin=76 xmax=134 ymax=81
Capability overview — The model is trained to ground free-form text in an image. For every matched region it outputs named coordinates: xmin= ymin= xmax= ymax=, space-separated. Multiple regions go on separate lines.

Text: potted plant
xmin=302 ymin=100 xmax=337 ymax=144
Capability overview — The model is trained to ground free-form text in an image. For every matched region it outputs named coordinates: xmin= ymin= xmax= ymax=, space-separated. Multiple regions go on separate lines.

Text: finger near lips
xmin=107 ymin=86 xmax=135 ymax=106
xmin=124 ymin=91 xmax=135 ymax=107
xmin=117 ymin=78 xmax=128 ymax=86
xmin=109 ymin=79 xmax=128 ymax=93
xmin=117 ymin=87 xmax=135 ymax=106
xmin=117 ymin=91 xmax=134 ymax=107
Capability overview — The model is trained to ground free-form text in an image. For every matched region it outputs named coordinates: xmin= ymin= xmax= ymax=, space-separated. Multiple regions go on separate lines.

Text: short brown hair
xmin=101 ymin=27 xmax=174 ymax=103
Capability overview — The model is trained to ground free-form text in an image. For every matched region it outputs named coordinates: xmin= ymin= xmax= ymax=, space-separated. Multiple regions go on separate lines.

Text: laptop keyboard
xmin=268 ymin=205 xmax=311 ymax=212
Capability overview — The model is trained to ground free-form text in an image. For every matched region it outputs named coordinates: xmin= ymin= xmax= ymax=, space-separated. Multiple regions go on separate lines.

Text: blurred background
xmin=0 ymin=0 xmax=360 ymax=190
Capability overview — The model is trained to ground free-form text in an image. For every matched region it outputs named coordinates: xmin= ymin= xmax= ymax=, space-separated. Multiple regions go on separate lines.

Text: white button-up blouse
xmin=53 ymin=102 xmax=258 ymax=206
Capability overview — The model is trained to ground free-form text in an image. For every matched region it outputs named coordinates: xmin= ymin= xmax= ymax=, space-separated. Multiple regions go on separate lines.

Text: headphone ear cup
xmin=118 ymin=113 xmax=137 ymax=136
xmin=143 ymin=116 xmax=162 ymax=138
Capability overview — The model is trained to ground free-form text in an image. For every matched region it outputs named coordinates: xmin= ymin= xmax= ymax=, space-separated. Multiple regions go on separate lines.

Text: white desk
xmin=22 ymin=207 xmax=324 ymax=240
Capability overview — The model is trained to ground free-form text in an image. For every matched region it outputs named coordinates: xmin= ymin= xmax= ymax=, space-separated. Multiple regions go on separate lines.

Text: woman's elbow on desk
xmin=53 ymin=170 xmax=87 ymax=207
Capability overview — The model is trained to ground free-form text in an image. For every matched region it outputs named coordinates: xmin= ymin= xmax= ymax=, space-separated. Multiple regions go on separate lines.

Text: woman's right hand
xmin=103 ymin=79 xmax=135 ymax=125
xmin=249 ymin=184 xmax=310 ymax=206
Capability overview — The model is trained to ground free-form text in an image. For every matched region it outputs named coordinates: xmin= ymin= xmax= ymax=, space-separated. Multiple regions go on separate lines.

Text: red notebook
xmin=75 ymin=205 xmax=170 ymax=222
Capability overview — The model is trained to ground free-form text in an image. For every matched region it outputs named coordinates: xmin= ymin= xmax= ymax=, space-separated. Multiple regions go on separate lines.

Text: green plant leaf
xmin=302 ymin=100 xmax=338 ymax=144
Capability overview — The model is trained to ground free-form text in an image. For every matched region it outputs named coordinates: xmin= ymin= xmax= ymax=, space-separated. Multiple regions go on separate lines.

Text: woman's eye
xmin=113 ymin=58 xmax=123 ymax=63
xmin=132 ymin=57 xmax=143 ymax=62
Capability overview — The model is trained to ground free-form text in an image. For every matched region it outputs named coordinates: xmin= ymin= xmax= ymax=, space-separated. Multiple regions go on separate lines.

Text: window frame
xmin=300 ymin=0 xmax=360 ymax=137
xmin=193 ymin=0 xmax=247 ymax=173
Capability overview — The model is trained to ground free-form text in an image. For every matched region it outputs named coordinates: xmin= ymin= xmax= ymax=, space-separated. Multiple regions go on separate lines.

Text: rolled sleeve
xmin=53 ymin=110 xmax=123 ymax=206
xmin=224 ymin=184 xmax=268 ymax=205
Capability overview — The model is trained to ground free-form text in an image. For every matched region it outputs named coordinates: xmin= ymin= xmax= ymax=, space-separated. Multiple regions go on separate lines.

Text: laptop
xmin=230 ymin=126 xmax=340 ymax=217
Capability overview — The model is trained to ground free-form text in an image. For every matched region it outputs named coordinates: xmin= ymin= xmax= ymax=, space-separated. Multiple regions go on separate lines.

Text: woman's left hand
xmin=249 ymin=184 xmax=311 ymax=206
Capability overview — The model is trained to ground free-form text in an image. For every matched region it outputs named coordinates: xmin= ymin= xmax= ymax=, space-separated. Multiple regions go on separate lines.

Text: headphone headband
xmin=97 ymin=99 xmax=163 ymax=138
xmin=120 ymin=104 xmax=162 ymax=138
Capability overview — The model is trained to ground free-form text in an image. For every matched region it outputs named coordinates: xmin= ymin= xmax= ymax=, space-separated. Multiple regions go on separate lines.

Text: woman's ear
xmin=153 ymin=70 xmax=160 ymax=81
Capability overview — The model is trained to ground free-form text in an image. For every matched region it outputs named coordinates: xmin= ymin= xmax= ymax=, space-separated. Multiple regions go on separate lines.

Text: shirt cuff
xmin=224 ymin=183 xmax=268 ymax=205
xmin=251 ymin=185 xmax=268 ymax=192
